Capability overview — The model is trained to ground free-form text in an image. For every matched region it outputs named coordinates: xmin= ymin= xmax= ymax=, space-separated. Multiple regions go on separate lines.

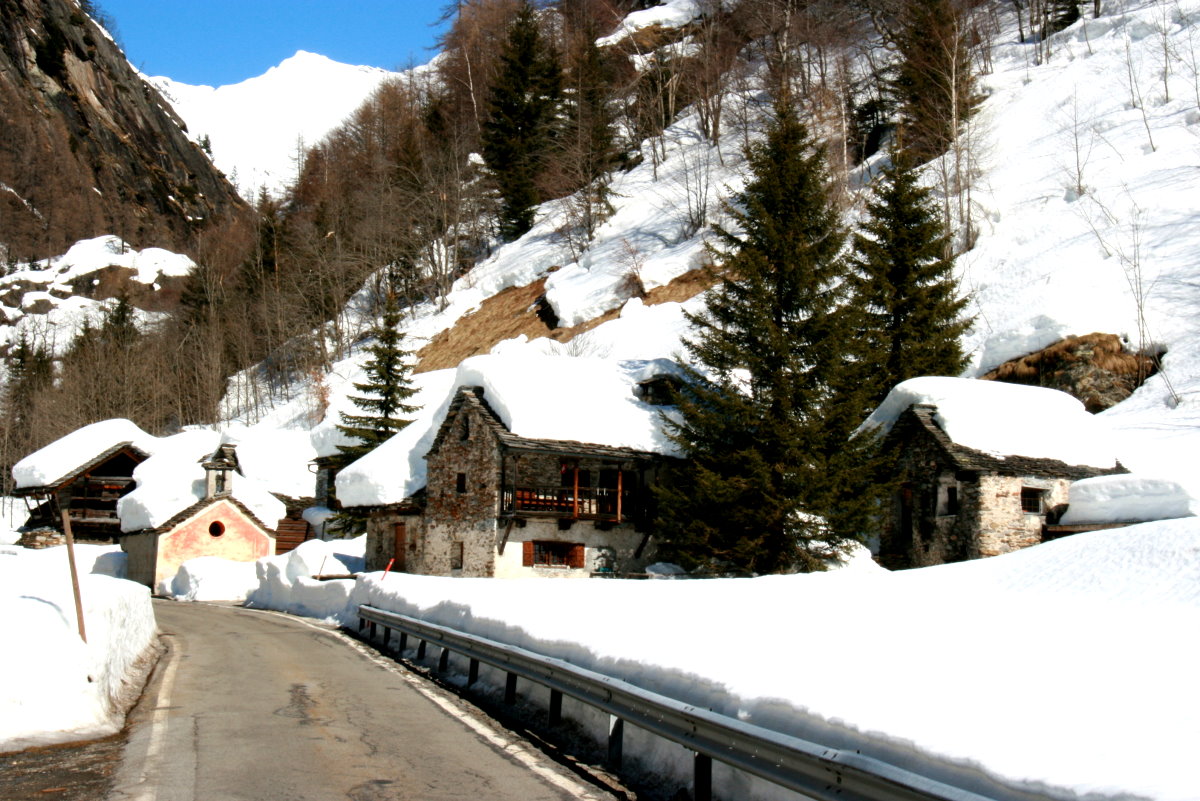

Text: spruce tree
xmin=335 ymin=292 xmax=420 ymax=465
xmin=654 ymin=101 xmax=858 ymax=574
xmin=481 ymin=1 xmax=563 ymax=240
xmin=328 ymin=291 xmax=420 ymax=535
xmin=847 ymin=150 xmax=972 ymax=408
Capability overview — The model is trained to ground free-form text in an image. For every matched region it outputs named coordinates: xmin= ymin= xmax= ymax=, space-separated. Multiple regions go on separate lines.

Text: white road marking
xmin=113 ymin=635 xmax=180 ymax=801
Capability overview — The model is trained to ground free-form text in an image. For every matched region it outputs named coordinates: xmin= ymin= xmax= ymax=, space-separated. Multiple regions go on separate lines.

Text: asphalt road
xmin=106 ymin=601 xmax=613 ymax=801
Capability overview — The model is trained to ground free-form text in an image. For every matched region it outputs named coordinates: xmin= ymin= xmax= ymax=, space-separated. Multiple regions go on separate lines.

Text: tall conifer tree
xmin=329 ymin=291 xmax=420 ymax=535
xmin=847 ymin=151 xmax=972 ymax=408
xmin=335 ymin=292 xmax=420 ymax=465
xmin=654 ymin=101 xmax=859 ymax=574
xmin=481 ymin=1 xmax=563 ymax=240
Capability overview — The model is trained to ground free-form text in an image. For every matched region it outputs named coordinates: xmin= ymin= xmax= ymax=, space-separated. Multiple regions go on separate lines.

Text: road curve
xmin=107 ymin=601 xmax=611 ymax=801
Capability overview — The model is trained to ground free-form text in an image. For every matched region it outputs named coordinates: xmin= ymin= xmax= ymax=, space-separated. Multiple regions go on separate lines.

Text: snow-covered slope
xmin=0 ymin=236 xmax=192 ymax=356
xmin=9 ymin=0 xmax=1200 ymax=787
xmin=149 ymin=51 xmax=406 ymax=198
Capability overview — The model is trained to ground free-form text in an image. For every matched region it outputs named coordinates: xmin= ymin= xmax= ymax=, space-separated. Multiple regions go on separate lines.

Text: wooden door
xmin=393 ymin=523 xmax=407 ymax=572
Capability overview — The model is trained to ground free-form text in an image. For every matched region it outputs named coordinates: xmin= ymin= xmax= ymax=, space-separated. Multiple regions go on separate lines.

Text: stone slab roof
xmin=897 ymin=405 xmax=1124 ymax=481
xmin=429 ymin=386 xmax=666 ymax=463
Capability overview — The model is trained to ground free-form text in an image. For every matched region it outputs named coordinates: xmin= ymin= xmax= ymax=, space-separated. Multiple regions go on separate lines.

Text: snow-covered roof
xmin=858 ymin=377 xmax=1120 ymax=469
xmin=116 ymin=431 xmax=284 ymax=533
xmin=1060 ymin=473 xmax=1200 ymax=526
xmin=336 ymin=353 xmax=681 ymax=508
xmin=12 ymin=419 xmax=157 ymax=490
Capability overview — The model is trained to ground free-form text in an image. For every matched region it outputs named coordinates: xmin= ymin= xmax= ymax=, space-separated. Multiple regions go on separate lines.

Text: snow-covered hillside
xmin=225 ymin=0 xmax=1200 ymax=508
xmin=0 ymin=236 xmax=193 ymax=356
xmin=149 ymin=51 xmax=406 ymax=198
xmin=6 ymin=1 xmax=1200 ymax=793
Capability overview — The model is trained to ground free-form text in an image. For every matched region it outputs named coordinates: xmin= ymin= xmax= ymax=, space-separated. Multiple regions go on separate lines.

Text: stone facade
xmin=361 ymin=386 xmax=665 ymax=578
xmin=973 ymin=475 xmax=1070 ymax=557
xmin=879 ymin=404 xmax=1120 ymax=569
xmin=363 ymin=509 xmax=426 ymax=572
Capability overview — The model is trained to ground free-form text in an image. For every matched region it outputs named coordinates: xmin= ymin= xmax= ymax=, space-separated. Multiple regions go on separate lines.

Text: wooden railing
xmin=502 ymin=485 xmax=635 ymax=521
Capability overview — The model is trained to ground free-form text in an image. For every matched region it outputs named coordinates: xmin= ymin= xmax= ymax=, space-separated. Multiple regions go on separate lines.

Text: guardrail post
xmin=416 ymin=639 xmax=427 ymax=660
xmin=607 ymin=716 xmax=624 ymax=768
xmin=549 ymin=689 xmax=562 ymax=725
xmin=358 ymin=616 xmax=366 ymax=632
xmin=369 ymin=621 xmax=377 ymax=640
xmin=505 ymin=672 xmax=518 ymax=705
xmin=398 ymin=632 xmax=407 ymax=654
xmin=468 ymin=658 xmax=479 ymax=687
xmin=439 ymin=646 xmax=451 ymax=673
xmin=694 ymin=752 xmax=712 ymax=801
xmin=383 ymin=627 xmax=391 ymax=648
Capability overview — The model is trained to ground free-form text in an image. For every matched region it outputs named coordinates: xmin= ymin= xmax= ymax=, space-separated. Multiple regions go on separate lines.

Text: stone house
xmin=122 ymin=444 xmax=276 ymax=588
xmin=360 ymin=385 xmax=670 ymax=577
xmin=878 ymin=403 xmax=1124 ymax=569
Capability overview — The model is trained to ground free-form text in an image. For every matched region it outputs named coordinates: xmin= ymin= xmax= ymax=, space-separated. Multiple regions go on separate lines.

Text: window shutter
xmin=522 ymin=540 xmax=534 ymax=567
xmin=568 ymin=543 xmax=585 ymax=569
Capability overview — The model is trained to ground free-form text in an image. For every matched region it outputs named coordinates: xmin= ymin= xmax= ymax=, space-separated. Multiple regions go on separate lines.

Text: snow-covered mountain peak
xmin=149 ymin=51 xmax=407 ymax=199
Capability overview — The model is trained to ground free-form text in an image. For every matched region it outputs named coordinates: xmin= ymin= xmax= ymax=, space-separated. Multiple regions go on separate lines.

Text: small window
xmin=208 ymin=521 xmax=225 ymax=537
xmin=460 ymin=415 xmax=470 ymax=441
xmin=524 ymin=540 xmax=585 ymax=568
xmin=1021 ymin=487 xmax=1044 ymax=514
xmin=946 ymin=486 xmax=959 ymax=515
xmin=456 ymin=472 xmax=467 ymax=494
xmin=450 ymin=541 xmax=464 ymax=571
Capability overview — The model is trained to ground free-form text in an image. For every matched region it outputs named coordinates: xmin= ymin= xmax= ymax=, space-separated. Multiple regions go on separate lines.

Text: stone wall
xmin=424 ymin=402 xmax=505 ymax=577
xmin=973 ymin=475 xmax=1069 ymax=557
xmin=364 ymin=510 xmax=426 ymax=573
xmin=494 ymin=518 xmax=650 ymax=578
xmin=880 ymin=422 xmax=1074 ymax=567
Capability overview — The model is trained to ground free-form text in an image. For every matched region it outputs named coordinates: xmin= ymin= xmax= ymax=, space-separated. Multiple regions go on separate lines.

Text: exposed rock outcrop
xmin=0 ymin=0 xmax=250 ymax=261
xmin=982 ymin=332 xmax=1161 ymax=413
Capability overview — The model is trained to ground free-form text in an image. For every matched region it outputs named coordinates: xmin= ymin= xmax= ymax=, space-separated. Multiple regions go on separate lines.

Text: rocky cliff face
xmin=0 ymin=0 xmax=250 ymax=263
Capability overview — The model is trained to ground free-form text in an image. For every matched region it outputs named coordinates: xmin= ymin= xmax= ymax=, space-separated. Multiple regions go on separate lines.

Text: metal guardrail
xmin=357 ymin=605 xmax=1052 ymax=801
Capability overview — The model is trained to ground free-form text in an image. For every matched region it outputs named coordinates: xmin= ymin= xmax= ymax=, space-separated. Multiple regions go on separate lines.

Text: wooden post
xmin=572 ymin=463 xmax=579 ymax=519
xmin=438 ymin=646 xmax=450 ymax=673
xmin=59 ymin=507 xmax=87 ymax=643
xmin=616 ymin=468 xmax=624 ymax=523
xmin=548 ymin=689 xmax=563 ymax=725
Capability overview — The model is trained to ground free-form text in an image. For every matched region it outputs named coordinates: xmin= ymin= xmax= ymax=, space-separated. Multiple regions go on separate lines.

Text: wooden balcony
xmin=502 ymin=485 xmax=636 ymax=522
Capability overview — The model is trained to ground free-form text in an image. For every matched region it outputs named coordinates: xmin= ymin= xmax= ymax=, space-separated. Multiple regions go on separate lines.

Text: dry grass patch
xmin=414 ymin=268 xmax=715 ymax=374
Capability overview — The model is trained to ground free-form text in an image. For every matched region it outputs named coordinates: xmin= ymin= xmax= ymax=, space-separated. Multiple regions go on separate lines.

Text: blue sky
xmin=99 ymin=1 xmax=450 ymax=86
